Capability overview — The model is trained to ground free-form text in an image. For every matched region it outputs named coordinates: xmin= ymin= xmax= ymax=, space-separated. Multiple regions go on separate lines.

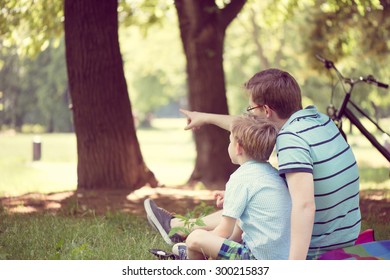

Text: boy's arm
xmin=211 ymin=216 xmax=237 ymax=239
xmin=229 ymin=222 xmax=243 ymax=243
xmin=180 ymin=109 xmax=237 ymax=131
xmin=286 ymin=172 xmax=316 ymax=260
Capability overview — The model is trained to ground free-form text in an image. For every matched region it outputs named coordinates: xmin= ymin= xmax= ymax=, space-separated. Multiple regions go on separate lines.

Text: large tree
xmin=64 ymin=0 xmax=157 ymax=190
xmin=174 ymin=0 xmax=246 ymax=187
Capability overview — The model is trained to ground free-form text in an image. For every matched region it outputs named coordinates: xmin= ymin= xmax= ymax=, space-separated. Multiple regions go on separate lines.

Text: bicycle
xmin=316 ymin=54 xmax=390 ymax=162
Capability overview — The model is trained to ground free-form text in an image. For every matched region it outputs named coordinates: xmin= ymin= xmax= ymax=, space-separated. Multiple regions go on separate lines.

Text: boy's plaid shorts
xmin=216 ymin=239 xmax=257 ymax=260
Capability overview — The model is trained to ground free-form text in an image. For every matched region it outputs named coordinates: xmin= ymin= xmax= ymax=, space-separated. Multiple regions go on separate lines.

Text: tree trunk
xmin=64 ymin=0 xmax=157 ymax=190
xmin=174 ymin=0 xmax=246 ymax=188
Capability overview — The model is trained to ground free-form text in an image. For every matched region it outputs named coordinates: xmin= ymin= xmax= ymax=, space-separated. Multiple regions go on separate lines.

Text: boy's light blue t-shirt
xmin=223 ymin=161 xmax=291 ymax=260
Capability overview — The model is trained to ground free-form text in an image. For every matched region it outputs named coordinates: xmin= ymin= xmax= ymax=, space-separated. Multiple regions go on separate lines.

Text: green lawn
xmin=0 ymin=212 xmax=171 ymax=260
xmin=0 ymin=118 xmax=195 ymax=196
xmin=0 ymin=133 xmax=77 ymax=195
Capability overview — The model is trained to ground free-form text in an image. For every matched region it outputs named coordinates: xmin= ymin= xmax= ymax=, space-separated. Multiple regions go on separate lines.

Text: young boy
xmin=146 ymin=115 xmax=291 ymax=260
xmin=186 ymin=115 xmax=291 ymax=260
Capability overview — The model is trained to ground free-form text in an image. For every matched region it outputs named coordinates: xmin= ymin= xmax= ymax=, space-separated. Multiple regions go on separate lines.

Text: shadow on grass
xmin=0 ymin=185 xmax=217 ymax=218
xmin=0 ymin=185 xmax=388 ymax=241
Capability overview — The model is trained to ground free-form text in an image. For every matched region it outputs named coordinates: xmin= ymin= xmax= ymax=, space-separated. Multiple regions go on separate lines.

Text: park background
xmin=0 ymin=0 xmax=389 ymax=259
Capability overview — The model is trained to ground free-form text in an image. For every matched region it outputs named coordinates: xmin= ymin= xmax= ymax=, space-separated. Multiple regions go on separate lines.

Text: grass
xmin=362 ymin=218 xmax=389 ymax=241
xmin=138 ymin=119 xmax=196 ymax=186
xmin=0 ymin=119 xmax=195 ymax=196
xmin=0 ymin=211 xmax=170 ymax=260
xmin=0 ymin=133 xmax=78 ymax=195
xmin=0 ymin=118 xmax=389 ymax=259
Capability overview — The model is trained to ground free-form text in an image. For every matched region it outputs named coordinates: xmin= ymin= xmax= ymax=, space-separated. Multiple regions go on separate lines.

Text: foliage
xmin=0 ymin=39 xmax=72 ymax=131
xmin=225 ymin=0 xmax=307 ymax=114
xmin=169 ymin=202 xmax=215 ymax=237
xmin=224 ymin=0 xmax=390 ymax=116
xmin=301 ymin=0 xmax=390 ymax=116
xmin=305 ymin=0 xmax=390 ymax=65
xmin=1 ymin=0 xmax=389 ymax=129
xmin=119 ymin=0 xmax=174 ymax=32
xmin=0 ymin=0 xmax=170 ymax=57
xmin=0 ymin=0 xmax=183 ymax=130
xmin=0 ymin=0 xmax=64 ymax=57
xmin=120 ymin=21 xmax=186 ymax=124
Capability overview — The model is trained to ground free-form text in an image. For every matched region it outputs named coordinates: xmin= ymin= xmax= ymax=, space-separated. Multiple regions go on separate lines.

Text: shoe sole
xmin=149 ymin=249 xmax=179 ymax=260
xmin=144 ymin=199 xmax=174 ymax=245
xmin=146 ymin=215 xmax=158 ymax=231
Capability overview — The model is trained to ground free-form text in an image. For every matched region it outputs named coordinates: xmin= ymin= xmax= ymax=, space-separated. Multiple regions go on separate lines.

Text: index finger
xmin=179 ymin=108 xmax=190 ymax=116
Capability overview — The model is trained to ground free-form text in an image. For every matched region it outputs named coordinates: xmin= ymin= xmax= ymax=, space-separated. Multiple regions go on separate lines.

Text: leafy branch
xmin=168 ymin=202 xmax=215 ymax=237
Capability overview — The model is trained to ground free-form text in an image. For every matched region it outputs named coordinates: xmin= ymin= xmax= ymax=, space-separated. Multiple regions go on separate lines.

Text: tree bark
xmin=174 ymin=0 xmax=246 ymax=188
xmin=64 ymin=0 xmax=157 ymax=190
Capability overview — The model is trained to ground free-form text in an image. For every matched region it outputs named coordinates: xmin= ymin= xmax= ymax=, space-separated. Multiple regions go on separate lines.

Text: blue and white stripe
xmin=276 ymin=105 xmax=361 ymax=258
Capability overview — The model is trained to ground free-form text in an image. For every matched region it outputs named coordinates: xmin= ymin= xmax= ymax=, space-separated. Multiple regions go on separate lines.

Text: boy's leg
xmin=144 ymin=198 xmax=222 ymax=244
xmin=144 ymin=199 xmax=183 ymax=244
xmin=185 ymin=229 xmax=226 ymax=260
xmin=186 ymin=229 xmax=256 ymax=260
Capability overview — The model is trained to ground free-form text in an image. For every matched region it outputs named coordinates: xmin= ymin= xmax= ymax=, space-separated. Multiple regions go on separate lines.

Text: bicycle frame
xmin=344 ymin=106 xmax=390 ymax=162
xmin=316 ymin=55 xmax=390 ymax=162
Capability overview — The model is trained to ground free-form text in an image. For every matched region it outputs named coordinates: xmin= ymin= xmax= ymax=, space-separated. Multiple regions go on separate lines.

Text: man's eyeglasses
xmin=246 ymin=104 xmax=263 ymax=112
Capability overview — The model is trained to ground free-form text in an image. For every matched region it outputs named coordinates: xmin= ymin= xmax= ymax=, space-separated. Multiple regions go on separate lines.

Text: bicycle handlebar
xmin=316 ymin=54 xmax=389 ymax=89
xmin=316 ymin=54 xmax=335 ymax=69
xmin=361 ymin=75 xmax=389 ymax=89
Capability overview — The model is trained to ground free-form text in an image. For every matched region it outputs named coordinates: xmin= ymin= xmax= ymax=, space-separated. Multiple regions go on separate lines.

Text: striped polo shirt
xmin=276 ymin=105 xmax=361 ymax=258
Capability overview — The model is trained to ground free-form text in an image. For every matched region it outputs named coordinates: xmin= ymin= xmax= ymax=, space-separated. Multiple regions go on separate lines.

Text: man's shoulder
xmin=278 ymin=110 xmax=334 ymax=142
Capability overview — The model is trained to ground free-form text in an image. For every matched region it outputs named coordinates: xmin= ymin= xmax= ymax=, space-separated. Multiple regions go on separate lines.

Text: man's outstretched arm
xmin=180 ymin=109 xmax=237 ymax=131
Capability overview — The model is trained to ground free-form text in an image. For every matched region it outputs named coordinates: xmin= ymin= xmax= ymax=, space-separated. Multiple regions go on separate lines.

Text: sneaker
xmin=149 ymin=248 xmax=179 ymax=260
xmin=172 ymin=243 xmax=188 ymax=260
xmin=146 ymin=215 xmax=158 ymax=231
xmin=144 ymin=198 xmax=183 ymax=245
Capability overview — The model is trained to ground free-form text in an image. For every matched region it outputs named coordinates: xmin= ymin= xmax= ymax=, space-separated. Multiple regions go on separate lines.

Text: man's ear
xmin=263 ymin=105 xmax=273 ymax=118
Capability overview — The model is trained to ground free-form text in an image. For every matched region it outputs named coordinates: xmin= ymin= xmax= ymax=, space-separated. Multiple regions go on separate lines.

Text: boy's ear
xmin=235 ymin=142 xmax=244 ymax=155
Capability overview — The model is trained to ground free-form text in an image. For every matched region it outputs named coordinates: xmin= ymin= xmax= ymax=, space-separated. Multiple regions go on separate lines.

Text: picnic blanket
xmin=318 ymin=240 xmax=390 ymax=260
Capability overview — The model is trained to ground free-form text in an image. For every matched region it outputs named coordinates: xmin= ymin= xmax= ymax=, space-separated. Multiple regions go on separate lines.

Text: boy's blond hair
xmin=231 ymin=115 xmax=278 ymax=162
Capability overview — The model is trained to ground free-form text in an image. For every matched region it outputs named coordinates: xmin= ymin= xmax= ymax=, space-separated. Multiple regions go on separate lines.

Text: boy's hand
xmin=213 ymin=191 xmax=225 ymax=208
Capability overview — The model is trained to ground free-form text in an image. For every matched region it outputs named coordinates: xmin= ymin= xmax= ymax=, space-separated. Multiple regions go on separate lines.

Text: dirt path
xmin=0 ymin=185 xmax=389 ymax=225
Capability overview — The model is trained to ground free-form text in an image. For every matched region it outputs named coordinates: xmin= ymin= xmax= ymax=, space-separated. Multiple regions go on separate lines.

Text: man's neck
xmin=272 ymin=118 xmax=288 ymax=129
